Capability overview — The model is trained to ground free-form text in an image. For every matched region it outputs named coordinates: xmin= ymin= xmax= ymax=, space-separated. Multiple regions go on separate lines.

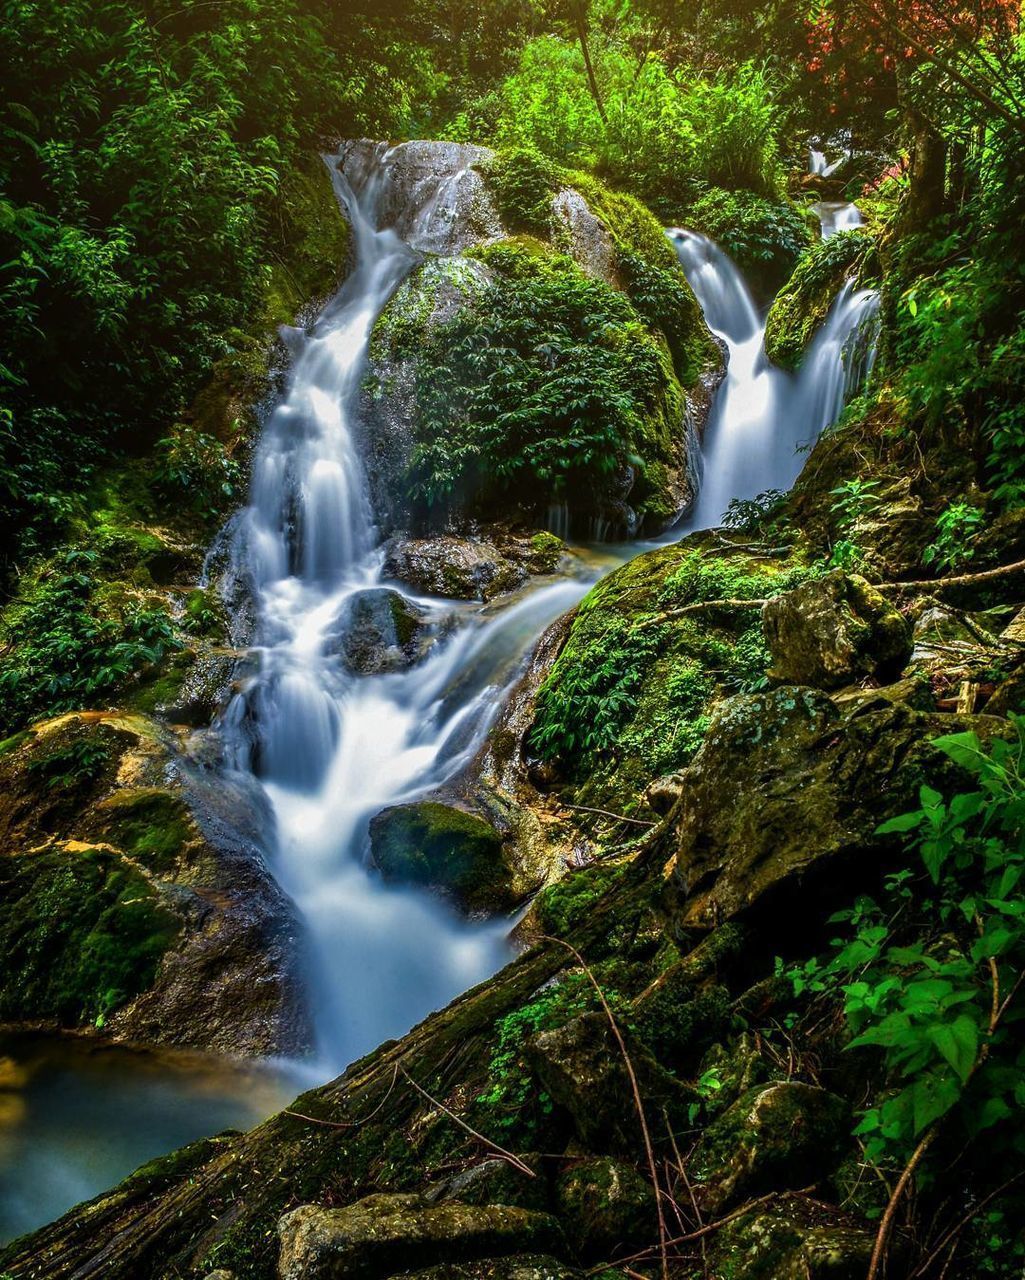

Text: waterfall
xmin=668 ymin=227 xmax=879 ymax=530
xmin=811 ymin=201 xmax=864 ymax=239
xmin=221 ymin=146 xmax=589 ymax=1070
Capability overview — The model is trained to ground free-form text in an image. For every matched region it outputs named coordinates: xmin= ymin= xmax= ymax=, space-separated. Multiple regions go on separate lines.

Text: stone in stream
xmin=762 ymin=570 xmax=912 ymax=690
xmin=382 ymin=536 xmax=529 ymax=603
xmin=276 ymin=1194 xmax=567 ymax=1280
xmin=368 ymin=801 xmax=518 ymax=914
xmin=328 ymin=587 xmax=437 ymax=675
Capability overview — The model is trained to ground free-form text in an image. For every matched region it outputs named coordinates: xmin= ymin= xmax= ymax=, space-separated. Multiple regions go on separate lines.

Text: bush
xmin=687 ymin=188 xmax=811 ymax=295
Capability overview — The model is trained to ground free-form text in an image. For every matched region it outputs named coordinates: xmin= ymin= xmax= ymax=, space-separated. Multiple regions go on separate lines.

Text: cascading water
xmin=0 ymin=141 xmax=885 ymax=1246
xmin=222 ymin=147 xmax=589 ymax=1069
xmin=668 ymin=228 xmax=879 ymax=530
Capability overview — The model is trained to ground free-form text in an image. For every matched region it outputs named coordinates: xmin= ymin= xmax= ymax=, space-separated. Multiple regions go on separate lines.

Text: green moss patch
xmin=0 ymin=844 xmax=180 ymax=1026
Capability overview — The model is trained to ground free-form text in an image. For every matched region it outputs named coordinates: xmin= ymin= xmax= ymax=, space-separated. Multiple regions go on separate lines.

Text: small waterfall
xmin=812 ymin=201 xmax=863 ymax=239
xmin=668 ymin=226 xmax=879 ymax=530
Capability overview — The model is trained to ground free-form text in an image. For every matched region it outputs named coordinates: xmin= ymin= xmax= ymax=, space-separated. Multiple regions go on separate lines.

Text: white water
xmin=223 ymin=153 xmax=880 ymax=1074
xmin=668 ymin=225 xmax=879 ymax=529
xmin=222 ymin=147 xmax=592 ymax=1070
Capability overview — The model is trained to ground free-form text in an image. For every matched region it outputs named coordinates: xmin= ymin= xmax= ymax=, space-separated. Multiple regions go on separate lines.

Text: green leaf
xmin=928 ymin=1015 xmax=979 ymax=1084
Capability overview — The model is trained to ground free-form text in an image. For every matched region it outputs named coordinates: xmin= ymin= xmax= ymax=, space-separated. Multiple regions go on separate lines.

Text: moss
xmin=527 ymin=531 xmax=564 ymax=574
xmin=529 ymin=537 xmax=814 ymax=811
xmin=765 ymin=230 xmax=876 ymax=369
xmin=85 ymin=787 xmax=193 ymax=876
xmin=369 ymin=802 xmax=514 ymax=913
xmin=535 ymin=863 xmax=627 ymax=940
xmin=482 ymin=147 xmax=561 ymax=237
xmin=0 ymin=844 xmax=180 ymax=1026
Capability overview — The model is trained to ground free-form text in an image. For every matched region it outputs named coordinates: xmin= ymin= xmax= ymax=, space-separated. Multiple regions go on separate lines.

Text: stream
xmin=0 ymin=139 xmax=879 ymax=1242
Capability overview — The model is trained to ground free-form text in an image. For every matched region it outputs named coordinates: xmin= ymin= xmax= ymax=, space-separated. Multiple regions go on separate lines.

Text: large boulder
xmin=667 ymin=686 xmax=1000 ymax=932
xmin=0 ymin=712 xmax=309 ymax=1055
xmin=368 ymin=801 xmax=517 ymax=914
xmin=384 ymin=536 xmax=527 ymax=603
xmin=762 ymin=571 xmax=912 ymax=690
xmin=277 ymin=1194 xmax=566 ymax=1280
xmin=690 ymin=1083 xmax=850 ymax=1213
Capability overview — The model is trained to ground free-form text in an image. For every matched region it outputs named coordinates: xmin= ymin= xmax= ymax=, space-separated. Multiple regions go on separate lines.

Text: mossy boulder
xmin=691 ymin=1083 xmax=850 ymax=1213
xmin=0 ymin=712 xmax=309 ymax=1054
xmin=384 ymin=536 xmax=527 ymax=603
xmin=369 ymin=802 xmax=517 ymax=914
xmin=685 ymin=188 xmax=813 ymax=300
xmin=667 ymin=686 xmax=1003 ymax=933
xmin=387 ymin=1258 xmax=581 ymax=1280
xmin=708 ymin=1194 xmax=876 ymax=1280
xmin=429 ymin=1157 xmax=549 ymax=1213
xmin=553 ymin=1157 xmax=656 ymax=1261
xmin=526 ymin=1011 xmax=692 ymax=1153
xmin=762 ymin=570 xmax=912 ymax=690
xmin=277 ymin=1194 xmax=567 ymax=1280
xmin=764 ymin=230 xmax=875 ymax=369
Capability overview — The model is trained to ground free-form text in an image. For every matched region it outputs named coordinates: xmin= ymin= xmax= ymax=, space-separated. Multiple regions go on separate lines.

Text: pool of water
xmin=0 ymin=1032 xmax=305 ymax=1244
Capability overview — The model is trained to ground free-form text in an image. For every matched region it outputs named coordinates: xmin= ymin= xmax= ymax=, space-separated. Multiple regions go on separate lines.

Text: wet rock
xmin=429 ymin=1156 xmax=549 ymax=1212
xmin=527 ymin=1011 xmax=691 ymax=1152
xmin=369 ymin=801 xmax=517 ymax=914
xmin=762 ymin=571 xmax=911 ymax=690
xmin=554 ymin=1157 xmax=656 ymax=1261
xmin=708 ymin=1194 xmax=876 ymax=1280
xmin=690 ymin=1082 xmax=850 ymax=1213
xmin=339 ymin=141 xmax=502 ymax=256
xmin=0 ymin=712 xmax=310 ymax=1056
xmin=277 ymin=1194 xmax=566 ymax=1280
xmin=551 ymin=189 xmax=617 ymax=284
xmin=384 ymin=536 xmax=527 ymax=602
xmin=387 ymin=1258 xmax=581 ymax=1280
xmin=667 ymin=686 xmax=1001 ymax=932
xmin=329 ymin=588 xmax=436 ymax=674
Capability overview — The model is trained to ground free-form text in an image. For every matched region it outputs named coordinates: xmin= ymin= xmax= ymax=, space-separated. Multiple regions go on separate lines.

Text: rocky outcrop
xmin=708 ymin=1195 xmax=877 ymax=1280
xmin=327 ymin=588 xmax=438 ymax=675
xmin=277 ymin=1195 xmax=567 ymax=1280
xmin=762 ymin=570 xmax=912 ymax=690
xmin=383 ymin=532 xmax=566 ymax=602
xmin=553 ymin=1157 xmax=656 ymax=1261
xmin=666 ymin=685 xmax=1000 ymax=932
xmin=0 ymin=712 xmax=309 ymax=1055
xmin=368 ymin=801 xmax=519 ymax=914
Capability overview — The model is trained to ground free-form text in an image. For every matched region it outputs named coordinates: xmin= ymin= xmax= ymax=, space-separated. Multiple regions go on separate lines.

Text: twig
xmin=284 ymin=1063 xmax=399 ymax=1129
xmin=564 ymin=803 xmax=656 ymax=829
xmin=542 ymin=936 xmax=670 ymax=1280
xmin=399 ymin=1067 xmax=536 ymax=1178
xmin=867 ymin=1129 xmax=937 ymax=1280
xmin=632 ymin=598 xmax=767 ymax=629
xmin=911 ymin=1172 xmax=1025 ymax=1279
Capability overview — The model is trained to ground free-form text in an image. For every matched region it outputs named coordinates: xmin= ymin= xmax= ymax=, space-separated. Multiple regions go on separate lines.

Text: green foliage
xmin=765 ymin=229 xmax=875 ymax=368
xmin=829 ymin=477 xmax=883 ymax=530
xmin=784 ymin=721 xmax=1025 ymax=1167
xmin=721 ymin=488 xmax=787 ymax=534
xmin=409 ymin=243 xmax=683 ymax=520
xmin=535 ymin=863 xmax=626 ymax=939
xmin=154 ymin=426 xmax=244 ymax=523
xmin=484 ymin=148 xmax=561 ymax=236
xmin=0 ymin=548 xmax=178 ymax=733
xmin=687 ymin=187 xmax=810 ymax=292
xmin=923 ymin=502 xmax=985 ymax=574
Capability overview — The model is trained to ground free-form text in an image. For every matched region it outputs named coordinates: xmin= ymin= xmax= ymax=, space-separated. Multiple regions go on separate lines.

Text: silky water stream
xmin=0 ymin=151 xmax=880 ymax=1242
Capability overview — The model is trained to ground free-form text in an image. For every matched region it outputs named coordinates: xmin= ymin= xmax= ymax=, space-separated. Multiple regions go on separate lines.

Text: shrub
xmin=687 ymin=188 xmax=811 ymax=294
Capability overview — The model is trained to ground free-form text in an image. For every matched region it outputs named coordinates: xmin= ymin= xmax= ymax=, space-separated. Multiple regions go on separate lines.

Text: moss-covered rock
xmin=553 ymin=1157 xmax=656 ymax=1262
xmin=762 ymin=570 xmax=912 ymax=690
xmin=387 ymin=1258 xmax=582 ymax=1280
xmin=764 ymin=230 xmax=875 ymax=369
xmin=369 ymin=802 xmax=517 ymax=914
xmin=708 ymin=1194 xmax=876 ymax=1280
xmin=277 ymin=1194 xmax=567 ymax=1280
xmin=666 ymin=686 xmax=1004 ymax=933
xmin=528 ymin=536 xmax=813 ymax=815
xmin=691 ymin=1083 xmax=850 ymax=1213
xmin=329 ymin=588 xmax=436 ymax=675
xmin=685 ymin=188 xmax=813 ymax=300
xmin=0 ymin=712 xmax=309 ymax=1053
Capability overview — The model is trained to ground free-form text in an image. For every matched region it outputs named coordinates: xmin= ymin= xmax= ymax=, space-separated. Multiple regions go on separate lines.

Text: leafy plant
xmin=783 ymin=720 xmax=1025 ymax=1168
xmin=829 ymin=477 xmax=883 ymax=530
xmin=923 ymin=502 xmax=985 ymax=574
